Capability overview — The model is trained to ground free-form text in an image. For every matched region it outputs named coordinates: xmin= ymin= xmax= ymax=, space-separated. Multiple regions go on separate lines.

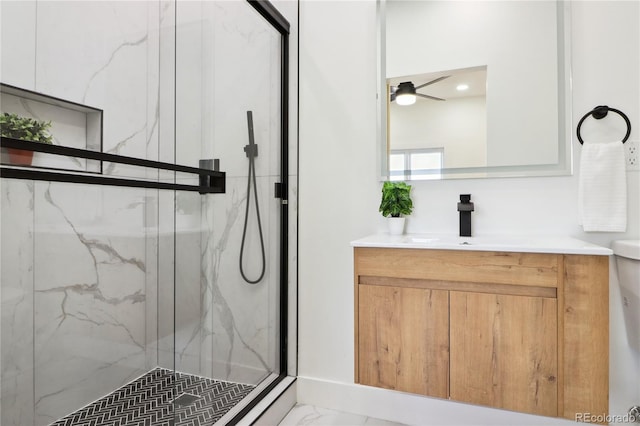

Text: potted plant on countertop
xmin=0 ymin=112 xmax=53 ymax=166
xmin=379 ymin=181 xmax=413 ymax=235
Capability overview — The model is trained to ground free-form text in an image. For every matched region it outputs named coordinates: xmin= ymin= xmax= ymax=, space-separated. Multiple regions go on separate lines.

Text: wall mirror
xmin=377 ymin=0 xmax=572 ymax=180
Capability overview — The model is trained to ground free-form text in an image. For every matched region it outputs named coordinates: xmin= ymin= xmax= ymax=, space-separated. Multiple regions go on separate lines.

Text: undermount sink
xmin=351 ymin=233 xmax=612 ymax=255
xmin=409 ymin=235 xmax=531 ymax=247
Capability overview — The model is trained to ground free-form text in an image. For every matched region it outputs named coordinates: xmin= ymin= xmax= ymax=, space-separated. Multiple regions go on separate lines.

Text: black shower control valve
xmin=244 ymin=144 xmax=258 ymax=158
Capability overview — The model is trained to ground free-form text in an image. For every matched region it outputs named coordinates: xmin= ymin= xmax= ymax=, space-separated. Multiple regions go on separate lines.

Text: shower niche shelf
xmin=0 ymin=82 xmax=103 ymax=173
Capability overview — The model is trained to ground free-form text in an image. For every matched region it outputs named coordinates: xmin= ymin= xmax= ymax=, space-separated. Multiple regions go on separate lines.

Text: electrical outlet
xmin=626 ymin=140 xmax=639 ymax=170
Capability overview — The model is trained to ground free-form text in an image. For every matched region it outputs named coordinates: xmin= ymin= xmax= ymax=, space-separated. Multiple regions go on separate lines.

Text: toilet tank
xmin=612 ymin=240 xmax=640 ymax=352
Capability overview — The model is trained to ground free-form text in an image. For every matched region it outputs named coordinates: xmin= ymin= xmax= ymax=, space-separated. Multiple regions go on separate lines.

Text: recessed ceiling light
xmin=456 ymin=84 xmax=469 ymax=91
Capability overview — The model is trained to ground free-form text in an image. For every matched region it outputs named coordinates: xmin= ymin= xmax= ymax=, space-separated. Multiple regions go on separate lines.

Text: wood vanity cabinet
xmin=354 ymin=247 xmax=609 ymax=422
xmin=358 ymin=285 xmax=450 ymax=398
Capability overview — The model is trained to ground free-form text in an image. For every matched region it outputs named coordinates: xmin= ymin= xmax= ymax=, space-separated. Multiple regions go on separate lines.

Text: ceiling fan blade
xmin=415 ymin=75 xmax=450 ymax=90
xmin=416 ymin=93 xmax=446 ymax=101
xmin=389 ymin=85 xmax=399 ymax=102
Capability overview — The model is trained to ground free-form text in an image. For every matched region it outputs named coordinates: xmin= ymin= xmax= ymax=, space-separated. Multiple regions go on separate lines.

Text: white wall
xmin=390 ymin=96 xmax=487 ymax=168
xmin=298 ymin=1 xmax=640 ymax=425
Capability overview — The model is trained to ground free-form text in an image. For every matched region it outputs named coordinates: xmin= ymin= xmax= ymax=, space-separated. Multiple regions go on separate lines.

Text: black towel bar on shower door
xmin=576 ymin=105 xmax=631 ymax=144
xmin=0 ymin=137 xmax=225 ymax=194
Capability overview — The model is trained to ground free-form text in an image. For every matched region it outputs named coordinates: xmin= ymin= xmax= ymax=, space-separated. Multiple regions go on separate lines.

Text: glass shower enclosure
xmin=0 ymin=1 xmax=289 ymax=425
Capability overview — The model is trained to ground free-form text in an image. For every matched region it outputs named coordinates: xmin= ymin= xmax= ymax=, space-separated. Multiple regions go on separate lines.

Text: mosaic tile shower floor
xmin=50 ymin=368 xmax=254 ymax=426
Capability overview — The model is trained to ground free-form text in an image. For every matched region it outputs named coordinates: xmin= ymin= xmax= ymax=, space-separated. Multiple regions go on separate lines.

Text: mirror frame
xmin=377 ymin=0 xmax=573 ymax=181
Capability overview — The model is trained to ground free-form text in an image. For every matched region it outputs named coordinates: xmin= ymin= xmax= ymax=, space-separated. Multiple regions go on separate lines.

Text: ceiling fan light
xmin=395 ymin=81 xmax=417 ymax=106
xmin=396 ymin=93 xmax=416 ymax=106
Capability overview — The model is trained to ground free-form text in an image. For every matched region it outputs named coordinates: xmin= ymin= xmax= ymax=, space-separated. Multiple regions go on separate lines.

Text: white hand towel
xmin=578 ymin=140 xmax=627 ymax=232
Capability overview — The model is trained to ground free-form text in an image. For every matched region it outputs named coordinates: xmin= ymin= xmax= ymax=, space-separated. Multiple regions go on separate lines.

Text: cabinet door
xmin=358 ymin=285 xmax=449 ymax=398
xmin=450 ymin=291 xmax=558 ymax=416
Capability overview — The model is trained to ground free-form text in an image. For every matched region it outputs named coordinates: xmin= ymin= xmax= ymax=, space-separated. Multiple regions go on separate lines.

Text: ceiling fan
xmin=390 ymin=75 xmax=450 ymax=106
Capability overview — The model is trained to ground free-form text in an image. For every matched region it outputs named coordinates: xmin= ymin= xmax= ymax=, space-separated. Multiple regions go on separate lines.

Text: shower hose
xmin=239 ymin=111 xmax=266 ymax=284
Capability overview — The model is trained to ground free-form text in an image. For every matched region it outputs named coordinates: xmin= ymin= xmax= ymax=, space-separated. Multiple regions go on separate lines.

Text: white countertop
xmin=351 ymin=233 xmax=613 ymax=255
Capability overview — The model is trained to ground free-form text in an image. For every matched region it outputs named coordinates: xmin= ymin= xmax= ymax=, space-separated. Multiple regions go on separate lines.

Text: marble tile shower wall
xmin=171 ymin=1 xmax=281 ymax=384
xmin=1 ymin=182 xmax=154 ymax=426
xmin=1 ymin=2 xmax=166 ymax=425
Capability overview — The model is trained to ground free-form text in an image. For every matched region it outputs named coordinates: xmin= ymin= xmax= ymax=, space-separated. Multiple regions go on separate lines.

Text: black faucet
xmin=457 ymin=194 xmax=474 ymax=237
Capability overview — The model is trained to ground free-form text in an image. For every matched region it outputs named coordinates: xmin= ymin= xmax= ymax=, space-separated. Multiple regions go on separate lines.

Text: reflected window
xmin=389 ymin=148 xmax=443 ymax=181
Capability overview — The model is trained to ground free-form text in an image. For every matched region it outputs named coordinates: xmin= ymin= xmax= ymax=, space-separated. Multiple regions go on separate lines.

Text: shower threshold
xmin=50 ymin=367 xmax=255 ymax=426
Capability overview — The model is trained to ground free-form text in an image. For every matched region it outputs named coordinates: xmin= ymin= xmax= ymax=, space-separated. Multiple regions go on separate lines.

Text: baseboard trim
xmin=295 ymin=377 xmax=578 ymax=426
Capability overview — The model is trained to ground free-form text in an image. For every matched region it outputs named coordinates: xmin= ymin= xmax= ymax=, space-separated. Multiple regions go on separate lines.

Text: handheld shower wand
xmin=239 ymin=111 xmax=266 ymax=284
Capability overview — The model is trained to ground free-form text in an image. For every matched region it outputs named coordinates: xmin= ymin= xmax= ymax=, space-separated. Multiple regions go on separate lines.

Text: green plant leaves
xmin=379 ymin=181 xmax=413 ymax=217
xmin=0 ymin=112 xmax=53 ymax=144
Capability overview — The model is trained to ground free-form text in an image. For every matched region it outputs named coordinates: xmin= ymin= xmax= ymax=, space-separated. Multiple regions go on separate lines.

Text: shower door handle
xmin=274 ymin=182 xmax=288 ymax=203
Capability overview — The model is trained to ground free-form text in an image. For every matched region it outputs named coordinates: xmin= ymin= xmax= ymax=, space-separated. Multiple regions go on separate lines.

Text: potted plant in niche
xmin=379 ymin=181 xmax=413 ymax=235
xmin=0 ymin=112 xmax=53 ymax=166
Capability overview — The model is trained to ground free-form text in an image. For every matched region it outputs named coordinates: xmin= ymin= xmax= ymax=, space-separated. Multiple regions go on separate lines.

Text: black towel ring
xmin=576 ymin=105 xmax=631 ymax=144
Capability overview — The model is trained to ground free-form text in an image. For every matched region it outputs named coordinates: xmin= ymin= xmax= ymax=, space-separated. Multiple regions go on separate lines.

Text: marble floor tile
xmin=279 ymin=404 xmax=407 ymax=426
